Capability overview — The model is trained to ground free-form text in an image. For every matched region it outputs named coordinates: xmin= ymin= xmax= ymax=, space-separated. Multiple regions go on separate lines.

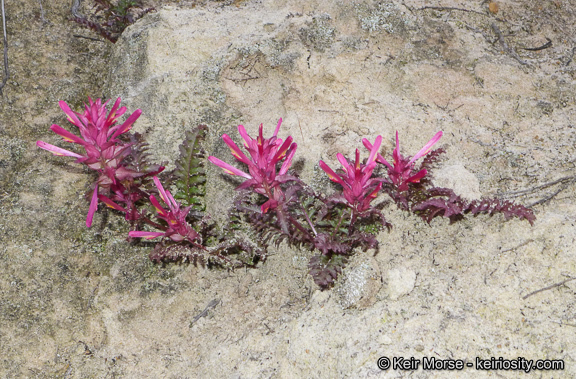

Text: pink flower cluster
xmin=37 ymin=98 xmax=150 ymax=226
xmin=129 ymin=177 xmax=199 ymax=244
xmin=319 ymin=136 xmax=383 ymax=212
xmin=210 ymin=118 xmax=442 ymax=214
xmin=208 ymin=119 xmax=297 ymax=213
xmin=362 ymin=131 xmax=443 ymax=192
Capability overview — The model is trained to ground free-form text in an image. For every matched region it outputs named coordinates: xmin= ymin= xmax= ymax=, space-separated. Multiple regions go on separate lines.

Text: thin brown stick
xmin=501 ymin=239 xmax=534 ymax=253
xmin=73 ymin=34 xmax=104 ymax=42
xmin=499 ymin=175 xmax=575 ymax=198
xmin=491 ymin=23 xmax=529 ymax=66
xmin=522 ymin=277 xmax=576 ymax=300
xmin=418 ymin=6 xmax=486 ymax=16
xmin=565 ymin=47 xmax=576 ymax=66
xmin=550 ymin=320 xmax=576 ymax=328
xmin=0 ymin=0 xmax=8 ymax=94
xmin=38 ymin=0 xmax=47 ymax=24
xmin=497 ymin=175 xmax=576 ymax=207
xmin=189 ymin=299 xmax=220 ymax=325
xmin=529 ymin=179 xmax=575 ymax=206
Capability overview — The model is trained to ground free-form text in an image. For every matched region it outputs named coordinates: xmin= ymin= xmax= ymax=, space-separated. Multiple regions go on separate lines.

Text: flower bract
xmin=208 ymin=118 xmax=297 ymax=213
xmin=363 ymin=131 xmax=442 ymax=192
xmin=128 ymin=177 xmax=199 ymax=243
xmin=319 ymin=136 xmax=383 ymax=212
xmin=37 ymin=98 xmax=148 ymax=226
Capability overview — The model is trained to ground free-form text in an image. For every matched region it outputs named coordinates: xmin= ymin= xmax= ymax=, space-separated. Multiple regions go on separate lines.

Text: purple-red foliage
xmin=412 ymin=187 xmax=536 ymax=225
xmin=40 ymin=99 xmax=536 ymax=288
xmin=128 ymin=176 xmax=201 ymax=244
xmin=73 ymin=0 xmax=155 ymax=43
xmin=213 ymin=124 xmax=390 ymax=289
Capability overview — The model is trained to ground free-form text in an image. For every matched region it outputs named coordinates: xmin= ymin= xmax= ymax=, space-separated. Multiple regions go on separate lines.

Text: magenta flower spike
xmin=37 ymin=98 xmax=140 ymax=166
xmin=128 ymin=177 xmax=199 ymax=243
xmin=208 ymin=118 xmax=298 ymax=213
xmin=319 ymin=136 xmax=383 ymax=212
xmin=37 ymin=98 xmax=145 ymax=227
xmin=363 ymin=131 xmax=442 ymax=192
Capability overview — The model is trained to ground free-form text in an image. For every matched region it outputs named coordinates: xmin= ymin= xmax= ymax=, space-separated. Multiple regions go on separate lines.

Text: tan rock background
xmin=1 ymin=0 xmax=576 ymax=377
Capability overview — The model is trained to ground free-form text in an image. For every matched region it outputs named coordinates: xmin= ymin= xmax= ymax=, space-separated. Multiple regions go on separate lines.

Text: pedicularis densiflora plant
xmin=38 ymin=98 xmax=535 ymax=289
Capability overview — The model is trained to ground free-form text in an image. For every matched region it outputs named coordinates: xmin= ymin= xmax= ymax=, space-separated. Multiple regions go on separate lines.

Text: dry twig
xmin=71 ymin=0 xmax=84 ymax=19
xmin=0 ymin=0 xmax=8 ymax=94
xmin=522 ymin=276 xmax=576 ymax=300
xmin=491 ymin=23 xmax=529 ymax=66
xmin=501 ymin=239 xmax=534 ymax=253
xmin=521 ymin=37 xmax=552 ymax=51
xmin=189 ymin=299 xmax=220 ymax=326
xmin=73 ymin=34 xmax=104 ymax=42
xmin=418 ymin=6 xmax=486 ymax=16
xmin=38 ymin=0 xmax=47 ymax=25
xmin=499 ymin=175 xmax=576 ymax=206
xmin=564 ymin=46 xmax=576 ymax=66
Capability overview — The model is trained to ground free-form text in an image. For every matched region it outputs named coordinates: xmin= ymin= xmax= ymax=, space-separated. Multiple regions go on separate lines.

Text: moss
xmin=354 ymin=1 xmax=409 ymax=35
xmin=299 ymin=13 xmax=337 ymax=53
xmin=201 ymin=58 xmax=226 ymax=82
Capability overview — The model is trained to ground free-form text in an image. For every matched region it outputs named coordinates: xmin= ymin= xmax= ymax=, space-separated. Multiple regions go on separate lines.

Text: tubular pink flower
xmin=408 ymin=131 xmax=443 ymax=165
xmin=222 ymin=134 xmax=252 ymax=165
xmin=130 ymin=177 xmax=199 ymax=243
xmin=86 ymin=186 xmax=99 ymax=227
xmin=278 ymin=146 xmax=297 ymax=176
xmin=273 ymin=118 xmax=283 ymax=137
xmin=98 ymin=194 xmax=127 ymax=212
xmin=208 ymin=156 xmax=252 ymax=179
xmin=319 ymin=160 xmax=346 ymax=186
xmin=110 ymin=109 xmax=142 ymax=139
xmin=149 ymin=195 xmax=169 ymax=218
xmin=208 ymin=118 xmax=297 ymax=213
xmin=363 ymin=131 xmax=442 ymax=192
xmin=320 ymin=136 xmax=383 ymax=211
xmin=36 ymin=141 xmax=83 ymax=158
xmin=366 ymin=135 xmax=382 ymax=166
xmin=128 ymin=231 xmax=165 ymax=240
xmin=237 ymin=124 xmax=253 ymax=149
xmin=50 ymin=124 xmax=85 ymax=144
xmin=37 ymin=97 xmax=149 ymax=227
xmin=363 ymin=137 xmax=392 ymax=170
xmin=59 ymin=100 xmax=83 ymax=128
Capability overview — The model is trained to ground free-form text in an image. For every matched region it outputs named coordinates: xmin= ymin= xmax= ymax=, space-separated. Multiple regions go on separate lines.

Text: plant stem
xmin=0 ymin=0 xmax=9 ymax=94
xmin=332 ymin=209 xmax=347 ymax=237
xmin=287 ymin=214 xmax=313 ymax=241
xmin=348 ymin=208 xmax=357 ymax=235
xmin=142 ymin=216 xmax=165 ymax=230
xmin=299 ymin=201 xmax=317 ymax=236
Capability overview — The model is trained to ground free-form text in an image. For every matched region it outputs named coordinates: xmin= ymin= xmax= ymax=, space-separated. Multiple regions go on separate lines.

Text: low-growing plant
xmin=208 ymin=121 xmax=534 ymax=288
xmin=38 ymin=98 xmax=535 ymax=289
xmin=37 ymin=98 xmax=262 ymax=268
xmin=73 ymin=0 xmax=155 ymax=43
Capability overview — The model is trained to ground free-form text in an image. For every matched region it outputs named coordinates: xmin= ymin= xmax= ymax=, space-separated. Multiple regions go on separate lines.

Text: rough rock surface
xmin=2 ymin=0 xmax=576 ymax=377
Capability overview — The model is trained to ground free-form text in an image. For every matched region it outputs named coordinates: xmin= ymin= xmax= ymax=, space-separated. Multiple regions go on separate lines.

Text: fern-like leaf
xmin=123 ymin=133 xmax=164 ymax=178
xmin=173 ymin=125 xmax=208 ymax=214
xmin=308 ymin=254 xmax=347 ymax=289
xmin=412 ymin=187 xmax=535 ymax=225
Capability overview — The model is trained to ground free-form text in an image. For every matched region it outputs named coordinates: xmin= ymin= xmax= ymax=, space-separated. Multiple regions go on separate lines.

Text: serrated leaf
xmin=173 ymin=125 xmax=208 ymax=213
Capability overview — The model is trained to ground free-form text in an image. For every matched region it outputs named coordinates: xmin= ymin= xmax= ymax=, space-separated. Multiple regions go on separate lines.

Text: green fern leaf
xmin=173 ymin=125 xmax=208 ymax=213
